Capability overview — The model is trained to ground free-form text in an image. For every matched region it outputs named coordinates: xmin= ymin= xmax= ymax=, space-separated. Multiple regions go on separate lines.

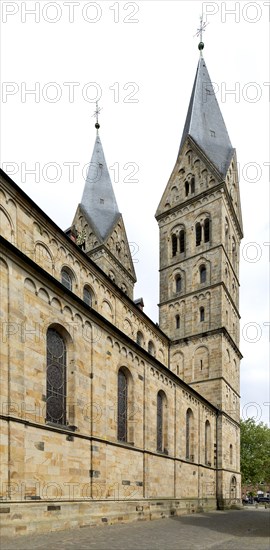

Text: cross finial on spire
xmin=92 ymin=101 xmax=102 ymax=133
xmin=194 ymin=12 xmax=208 ymax=55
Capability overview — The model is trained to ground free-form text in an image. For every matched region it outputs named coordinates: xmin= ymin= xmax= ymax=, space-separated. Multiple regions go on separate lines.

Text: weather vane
xmin=92 ymin=101 xmax=102 ymax=132
xmin=194 ymin=13 xmax=209 ymax=54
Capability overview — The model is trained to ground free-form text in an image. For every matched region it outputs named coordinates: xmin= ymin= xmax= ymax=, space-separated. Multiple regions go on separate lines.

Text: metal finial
xmin=194 ymin=14 xmax=209 ymax=55
xmin=92 ymin=101 xmax=102 ymax=133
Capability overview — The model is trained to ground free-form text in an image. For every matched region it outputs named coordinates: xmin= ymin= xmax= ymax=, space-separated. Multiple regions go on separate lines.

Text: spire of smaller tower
xmin=80 ymin=128 xmax=120 ymax=241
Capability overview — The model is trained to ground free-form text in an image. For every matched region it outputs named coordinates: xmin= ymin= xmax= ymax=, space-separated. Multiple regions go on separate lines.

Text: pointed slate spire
xmin=80 ymin=134 xmax=120 ymax=240
xmin=179 ymin=56 xmax=234 ymax=176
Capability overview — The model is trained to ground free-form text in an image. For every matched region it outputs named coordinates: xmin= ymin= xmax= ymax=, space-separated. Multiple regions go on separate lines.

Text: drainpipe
xmin=216 ymin=409 xmax=220 ymax=510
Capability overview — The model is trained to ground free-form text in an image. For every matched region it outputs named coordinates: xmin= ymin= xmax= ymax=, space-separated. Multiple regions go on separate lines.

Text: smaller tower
xmin=70 ymin=108 xmax=136 ymax=298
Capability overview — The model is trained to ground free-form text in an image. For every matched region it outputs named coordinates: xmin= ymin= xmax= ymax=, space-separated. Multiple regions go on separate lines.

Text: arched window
xmin=117 ymin=369 xmax=128 ymax=442
xmin=230 ymin=475 xmax=237 ymax=500
xmin=148 ymin=340 xmax=155 ymax=356
xmin=172 ymin=234 xmax=177 ymax=257
xmin=191 ymin=177 xmax=195 ymax=193
xmin=225 ymin=217 xmax=229 ymax=251
xmin=61 ymin=268 xmax=72 ymax=291
xmin=108 ymin=270 xmax=115 ymax=282
xmin=230 ymin=444 xmax=233 ymax=466
xmin=186 ymin=408 xmax=194 ymax=460
xmin=46 ymin=328 xmax=66 ymax=425
xmin=200 ymin=307 xmax=205 ymax=322
xmin=157 ymin=390 xmax=167 ymax=453
xmin=200 ymin=265 xmax=206 ymax=284
xmin=83 ymin=285 xmax=92 ymax=306
xmin=185 ymin=181 xmax=189 ymax=196
xmin=204 ymin=218 xmax=210 ymax=243
xmin=205 ymin=420 xmax=211 ymax=465
xmin=179 ymin=230 xmax=185 ymax=253
xmin=175 ymin=315 xmax=180 ymax=329
xmin=196 ymin=223 xmax=202 ymax=246
xmin=232 ymin=237 xmax=236 ymax=268
xmin=175 ymin=275 xmax=182 ymax=293
xmin=137 ymin=331 xmax=143 ymax=346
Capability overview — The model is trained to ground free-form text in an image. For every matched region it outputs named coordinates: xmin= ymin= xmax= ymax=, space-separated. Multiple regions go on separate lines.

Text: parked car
xmin=257 ymin=497 xmax=270 ymax=503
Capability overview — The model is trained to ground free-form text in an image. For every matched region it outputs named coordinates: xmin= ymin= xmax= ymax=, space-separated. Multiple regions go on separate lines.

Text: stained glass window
xmin=61 ymin=268 xmax=72 ymax=291
xmin=157 ymin=391 xmax=163 ymax=452
xmin=117 ymin=369 xmax=127 ymax=442
xmin=186 ymin=408 xmax=193 ymax=460
xmin=83 ymin=286 xmax=92 ymax=306
xmin=46 ymin=328 xmax=66 ymax=425
xmin=205 ymin=420 xmax=211 ymax=464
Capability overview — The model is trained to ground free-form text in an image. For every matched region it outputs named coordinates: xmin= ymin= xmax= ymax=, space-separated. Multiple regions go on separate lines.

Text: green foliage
xmin=240 ymin=418 xmax=270 ymax=485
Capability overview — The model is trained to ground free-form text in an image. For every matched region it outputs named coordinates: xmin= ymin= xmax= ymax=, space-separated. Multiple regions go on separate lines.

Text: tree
xmin=240 ymin=418 xmax=270 ymax=485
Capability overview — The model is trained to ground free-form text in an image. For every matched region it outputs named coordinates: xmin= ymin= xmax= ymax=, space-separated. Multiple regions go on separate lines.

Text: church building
xmin=0 ymin=42 xmax=243 ymax=536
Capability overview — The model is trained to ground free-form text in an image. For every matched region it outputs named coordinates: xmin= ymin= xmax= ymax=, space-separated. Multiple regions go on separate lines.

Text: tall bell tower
xmin=156 ymin=38 xmax=243 ymax=506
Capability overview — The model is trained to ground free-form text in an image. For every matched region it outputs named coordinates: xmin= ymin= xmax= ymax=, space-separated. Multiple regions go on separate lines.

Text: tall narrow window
xmin=205 ymin=420 xmax=211 ymax=465
xmin=196 ymin=223 xmax=202 ymax=246
xmin=172 ymin=234 xmax=177 ymax=257
xmin=157 ymin=391 xmax=163 ymax=452
xmin=185 ymin=181 xmax=189 ymax=196
xmin=204 ymin=218 xmax=210 ymax=243
xmin=46 ymin=328 xmax=66 ymax=425
xmin=83 ymin=285 xmax=92 ymax=306
xmin=232 ymin=237 xmax=236 ymax=268
xmin=191 ymin=177 xmax=195 ymax=193
xmin=186 ymin=408 xmax=194 ymax=460
xmin=148 ymin=340 xmax=155 ymax=356
xmin=200 ymin=307 xmax=205 ymax=322
xmin=230 ymin=444 xmax=233 ymax=466
xmin=175 ymin=275 xmax=182 ymax=293
xmin=137 ymin=331 xmax=143 ymax=346
xmin=117 ymin=369 xmax=128 ymax=442
xmin=61 ymin=268 xmax=72 ymax=291
xmin=225 ymin=217 xmax=229 ymax=252
xmin=176 ymin=315 xmax=180 ymax=329
xmin=230 ymin=475 xmax=237 ymax=499
xmin=200 ymin=265 xmax=206 ymax=284
xmin=179 ymin=230 xmax=185 ymax=253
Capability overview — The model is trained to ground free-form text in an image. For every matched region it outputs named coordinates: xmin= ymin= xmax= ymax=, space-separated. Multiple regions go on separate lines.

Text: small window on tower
xmin=175 ymin=275 xmax=182 ymax=293
xmin=210 ymin=130 xmax=216 ymax=137
xmin=172 ymin=234 xmax=177 ymax=257
xmin=176 ymin=315 xmax=180 ymax=329
xmin=196 ymin=223 xmax=202 ymax=246
xmin=200 ymin=265 xmax=206 ymax=284
xmin=185 ymin=181 xmax=189 ymax=196
xmin=179 ymin=230 xmax=185 ymax=253
xmin=204 ymin=218 xmax=210 ymax=243
xmin=200 ymin=307 xmax=205 ymax=322
xmin=191 ymin=177 xmax=195 ymax=193
xmin=100 ymin=198 xmax=104 ymax=204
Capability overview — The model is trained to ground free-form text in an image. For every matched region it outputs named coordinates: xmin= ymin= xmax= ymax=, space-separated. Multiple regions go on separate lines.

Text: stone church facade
xmin=0 ymin=54 xmax=243 ymax=536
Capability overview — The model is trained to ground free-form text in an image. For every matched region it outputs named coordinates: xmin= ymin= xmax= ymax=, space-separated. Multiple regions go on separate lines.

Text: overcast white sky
xmin=1 ymin=0 xmax=269 ymax=425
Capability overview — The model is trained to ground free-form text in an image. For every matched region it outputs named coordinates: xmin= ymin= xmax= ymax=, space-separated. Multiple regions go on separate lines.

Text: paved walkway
xmin=1 ymin=508 xmax=269 ymax=549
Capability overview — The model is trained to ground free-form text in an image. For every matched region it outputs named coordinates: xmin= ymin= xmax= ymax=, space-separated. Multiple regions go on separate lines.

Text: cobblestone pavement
xmin=1 ymin=508 xmax=269 ymax=550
